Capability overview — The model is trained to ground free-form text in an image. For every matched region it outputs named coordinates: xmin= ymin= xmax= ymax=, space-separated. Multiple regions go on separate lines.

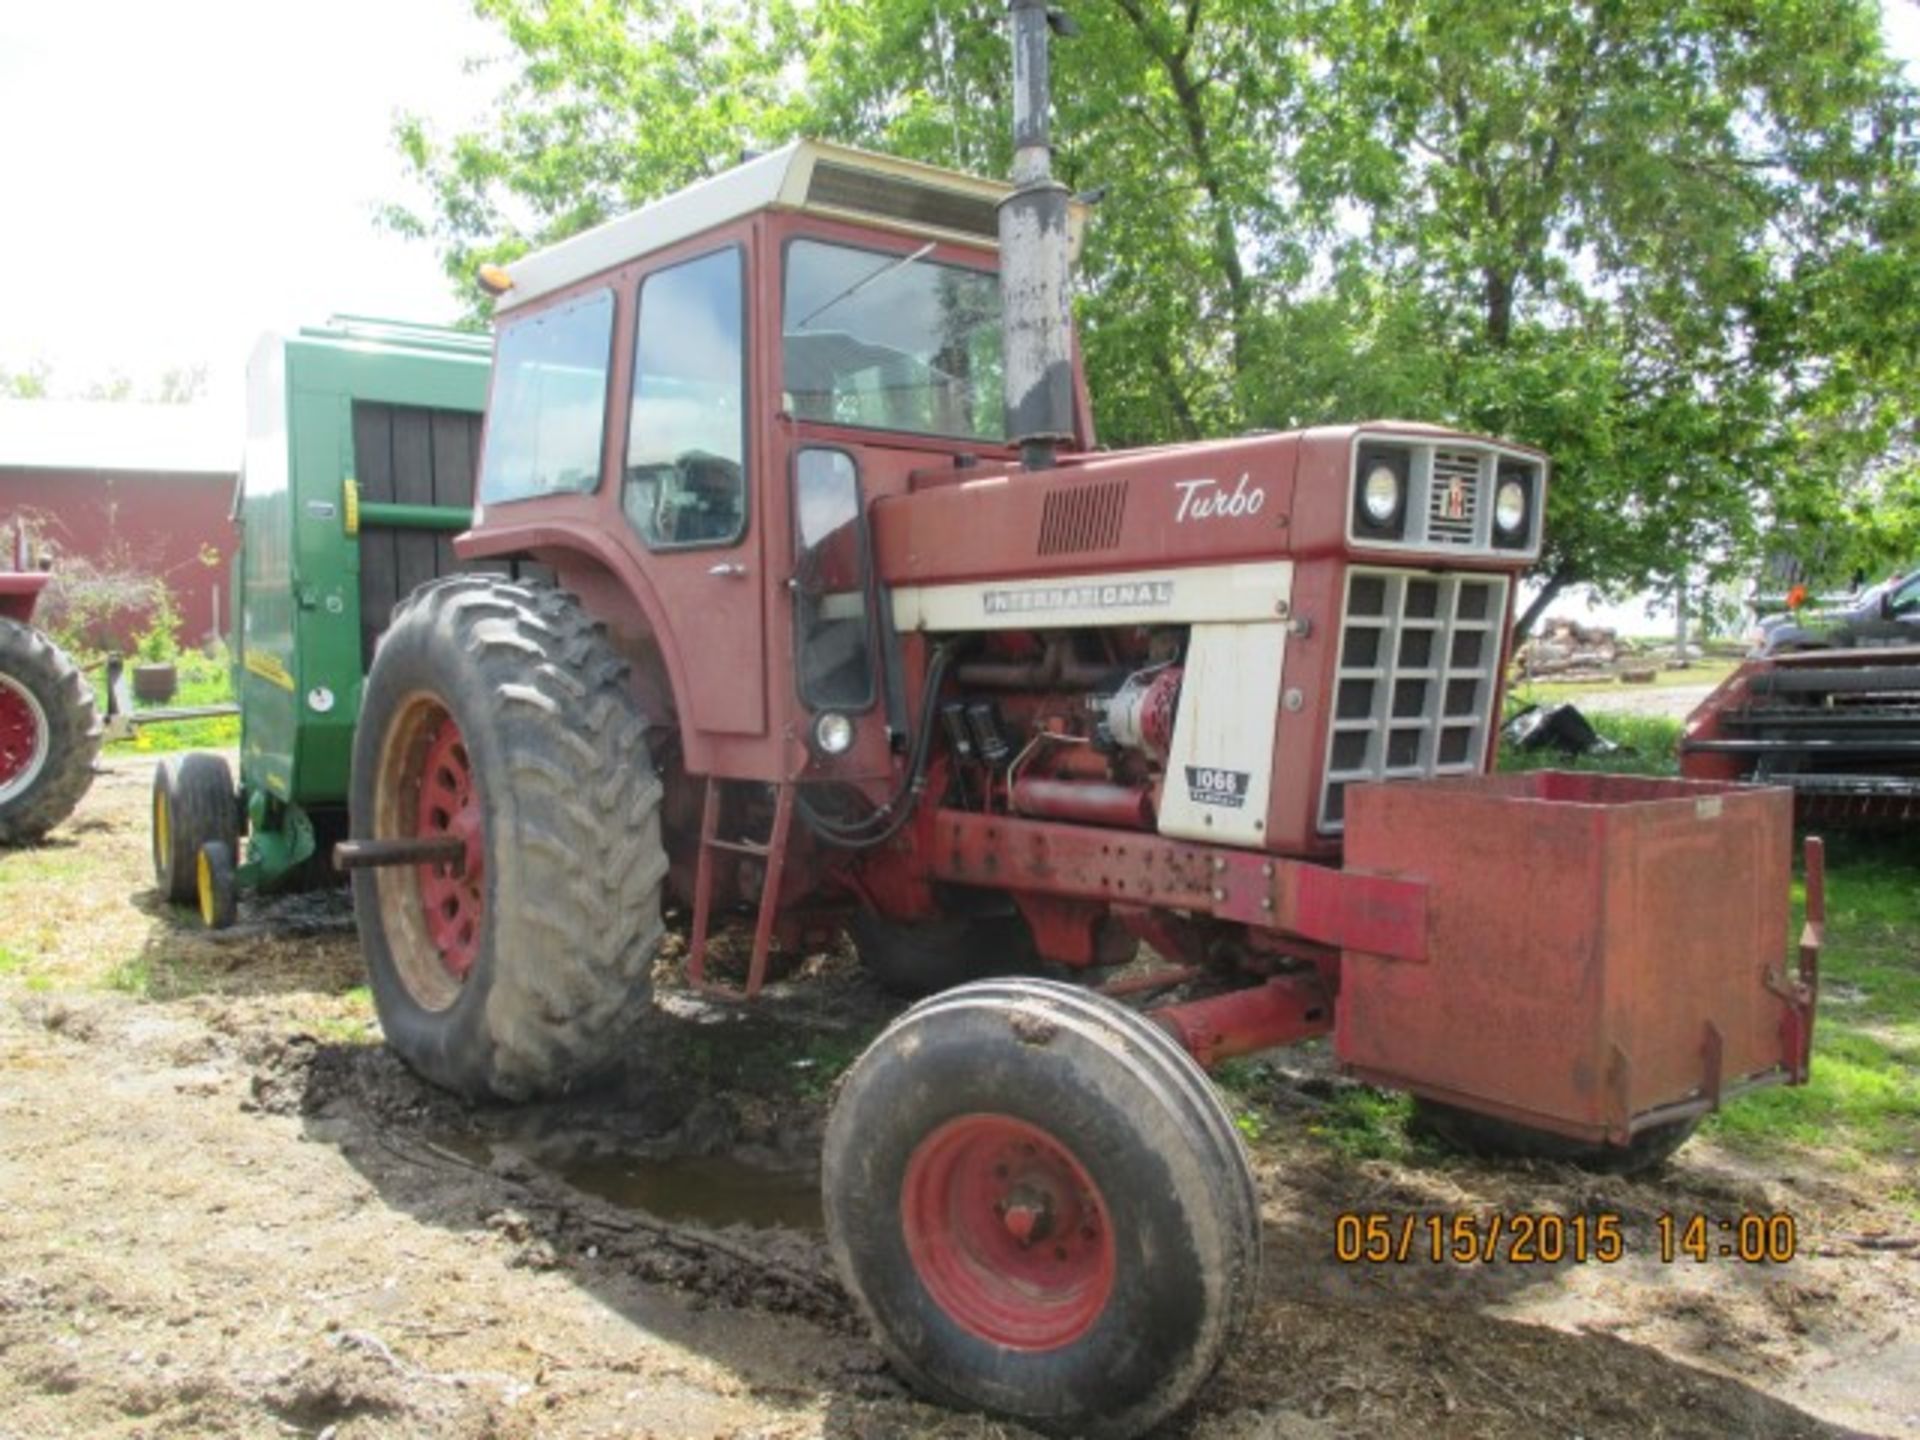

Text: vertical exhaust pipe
xmin=1000 ymin=0 xmax=1075 ymax=470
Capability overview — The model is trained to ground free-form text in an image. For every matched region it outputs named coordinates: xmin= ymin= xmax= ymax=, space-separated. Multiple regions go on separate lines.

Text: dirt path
xmin=1 ymin=757 xmax=1916 ymax=1439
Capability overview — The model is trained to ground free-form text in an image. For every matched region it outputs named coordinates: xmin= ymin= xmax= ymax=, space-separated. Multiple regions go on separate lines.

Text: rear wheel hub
xmin=0 ymin=674 xmax=48 ymax=805
xmin=413 ymin=709 xmax=484 ymax=983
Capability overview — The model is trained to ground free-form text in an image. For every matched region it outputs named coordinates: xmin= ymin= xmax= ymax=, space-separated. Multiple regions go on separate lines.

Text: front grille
xmin=1427 ymin=449 xmax=1482 ymax=546
xmin=1320 ymin=567 xmax=1508 ymax=833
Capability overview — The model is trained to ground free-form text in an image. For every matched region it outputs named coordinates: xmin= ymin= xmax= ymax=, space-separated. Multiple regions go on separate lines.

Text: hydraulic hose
xmin=797 ymin=644 xmax=954 ymax=850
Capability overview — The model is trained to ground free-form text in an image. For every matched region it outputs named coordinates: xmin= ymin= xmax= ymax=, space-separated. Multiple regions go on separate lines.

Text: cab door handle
xmin=708 ymin=562 xmax=747 ymax=578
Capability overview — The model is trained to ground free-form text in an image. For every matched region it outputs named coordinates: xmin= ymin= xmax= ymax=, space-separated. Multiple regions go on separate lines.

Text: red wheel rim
xmin=0 ymin=674 xmax=47 ymax=802
xmin=413 ymin=710 xmax=484 ymax=981
xmin=901 ymin=1113 xmax=1116 ymax=1351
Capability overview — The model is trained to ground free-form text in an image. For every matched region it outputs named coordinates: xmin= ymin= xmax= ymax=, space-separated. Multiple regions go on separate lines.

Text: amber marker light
xmin=476 ymin=263 xmax=514 ymax=296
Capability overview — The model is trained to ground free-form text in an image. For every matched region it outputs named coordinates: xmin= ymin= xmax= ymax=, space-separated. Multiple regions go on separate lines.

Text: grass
xmin=1497 ymin=711 xmax=1686 ymax=779
xmin=102 ymin=647 xmax=239 ymax=754
xmin=1508 ymin=653 xmax=1740 ymax=707
xmin=1707 ymin=834 xmax=1920 ymax=1188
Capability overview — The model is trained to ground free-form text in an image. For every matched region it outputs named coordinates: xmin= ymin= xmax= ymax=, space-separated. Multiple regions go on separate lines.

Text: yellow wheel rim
xmin=196 ymin=849 xmax=215 ymax=927
xmin=154 ymin=789 xmax=171 ymax=871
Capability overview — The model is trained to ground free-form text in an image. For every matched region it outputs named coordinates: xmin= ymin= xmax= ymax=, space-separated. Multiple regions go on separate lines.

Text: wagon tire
xmin=196 ymin=840 xmax=239 ymax=930
xmin=1411 ymin=1098 xmax=1700 ymax=1176
xmin=351 ymin=576 xmax=665 ymax=1102
xmin=0 ymin=619 xmax=101 ymax=845
xmin=848 ymin=908 xmax=1044 ymax=999
xmin=824 ymin=978 xmax=1260 ymax=1439
xmin=151 ymin=753 xmax=238 ymax=902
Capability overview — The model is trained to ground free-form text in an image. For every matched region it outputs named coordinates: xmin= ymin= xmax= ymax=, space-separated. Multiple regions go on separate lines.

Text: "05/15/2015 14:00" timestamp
xmin=1333 ymin=1211 xmax=1799 ymax=1266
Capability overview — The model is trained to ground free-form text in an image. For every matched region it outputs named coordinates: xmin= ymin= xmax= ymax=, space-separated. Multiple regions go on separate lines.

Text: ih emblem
xmin=1443 ymin=477 xmax=1469 ymax=521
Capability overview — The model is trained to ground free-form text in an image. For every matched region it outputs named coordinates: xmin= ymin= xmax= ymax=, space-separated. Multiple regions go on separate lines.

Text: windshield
xmin=782 ymin=239 xmax=1005 ymax=443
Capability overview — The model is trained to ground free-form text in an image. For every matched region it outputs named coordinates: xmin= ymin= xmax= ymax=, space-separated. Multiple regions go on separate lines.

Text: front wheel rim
xmin=901 ymin=1112 xmax=1116 ymax=1351
xmin=0 ymin=674 xmax=49 ymax=806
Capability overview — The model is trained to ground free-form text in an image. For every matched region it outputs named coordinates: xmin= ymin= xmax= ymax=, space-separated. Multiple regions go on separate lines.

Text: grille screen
xmin=1038 ymin=480 xmax=1127 ymax=556
xmin=1320 ymin=568 xmax=1508 ymax=832
xmin=806 ymin=162 xmax=1000 ymax=240
xmin=1427 ymin=449 xmax=1482 ymax=546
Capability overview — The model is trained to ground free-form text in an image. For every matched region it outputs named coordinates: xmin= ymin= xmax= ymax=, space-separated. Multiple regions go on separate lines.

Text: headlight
xmin=813 ymin=711 xmax=855 ymax=755
xmin=1362 ymin=464 xmax=1403 ymax=525
xmin=1494 ymin=478 xmax=1528 ymax=534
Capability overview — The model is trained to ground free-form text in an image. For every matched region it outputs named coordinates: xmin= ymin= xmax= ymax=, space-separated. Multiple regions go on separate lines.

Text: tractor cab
xmin=459 ymin=141 xmax=1090 ymax=781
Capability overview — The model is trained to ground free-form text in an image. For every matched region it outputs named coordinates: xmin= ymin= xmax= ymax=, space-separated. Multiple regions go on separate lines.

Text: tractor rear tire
xmin=0 ymin=619 xmax=101 ymax=845
xmin=848 ymin=907 xmax=1044 ymax=999
xmin=1411 ymin=1098 xmax=1700 ymax=1176
xmin=152 ymin=753 xmax=239 ymax=903
xmin=824 ymin=978 xmax=1260 ymax=1440
xmin=351 ymin=576 xmax=666 ymax=1102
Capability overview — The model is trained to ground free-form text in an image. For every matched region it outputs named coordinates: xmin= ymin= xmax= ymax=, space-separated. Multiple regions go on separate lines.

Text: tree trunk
xmin=1511 ymin=570 xmax=1572 ymax=647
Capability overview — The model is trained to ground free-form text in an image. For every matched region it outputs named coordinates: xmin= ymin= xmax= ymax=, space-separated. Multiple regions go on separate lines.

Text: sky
xmin=4 ymin=1 xmax=1920 ymax=638
xmin=0 ymin=0 xmax=505 ymax=423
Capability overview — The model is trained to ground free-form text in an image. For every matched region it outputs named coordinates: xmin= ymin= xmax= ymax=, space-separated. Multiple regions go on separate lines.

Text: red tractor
xmin=343 ymin=10 xmax=1820 ymax=1434
xmin=0 ymin=520 xmax=101 ymax=845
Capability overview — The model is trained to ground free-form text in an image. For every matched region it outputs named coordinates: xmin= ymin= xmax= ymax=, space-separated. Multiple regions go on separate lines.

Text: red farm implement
xmin=0 ymin=519 xmax=101 ymax=844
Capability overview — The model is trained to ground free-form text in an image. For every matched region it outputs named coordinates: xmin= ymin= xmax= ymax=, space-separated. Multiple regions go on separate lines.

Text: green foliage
xmin=133 ymin=588 xmax=182 ymax=664
xmin=36 ymin=553 xmax=169 ymax=663
xmin=391 ymin=0 xmax=1920 ymax=608
xmin=1312 ymin=1085 xmax=1415 ymax=1161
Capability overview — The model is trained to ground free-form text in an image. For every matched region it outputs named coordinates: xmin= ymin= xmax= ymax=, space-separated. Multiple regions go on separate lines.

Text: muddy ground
xmin=1 ymin=756 xmax=1917 ymax=1439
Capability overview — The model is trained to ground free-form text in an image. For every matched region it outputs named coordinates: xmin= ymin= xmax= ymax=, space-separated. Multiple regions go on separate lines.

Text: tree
xmin=390 ymin=0 xmax=1920 ymax=630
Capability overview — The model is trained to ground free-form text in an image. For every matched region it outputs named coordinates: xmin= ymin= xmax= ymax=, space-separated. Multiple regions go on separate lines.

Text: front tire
xmin=352 ymin=577 xmax=666 ymax=1102
xmin=0 ymin=619 xmax=101 ymax=845
xmin=1411 ymin=1098 xmax=1699 ymax=1176
xmin=824 ymin=978 xmax=1260 ymax=1439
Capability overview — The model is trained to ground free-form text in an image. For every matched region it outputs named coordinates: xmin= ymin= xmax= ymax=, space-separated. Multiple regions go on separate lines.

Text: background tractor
xmin=341 ymin=8 xmax=1821 ymax=1436
xmin=0 ymin=519 xmax=101 ymax=845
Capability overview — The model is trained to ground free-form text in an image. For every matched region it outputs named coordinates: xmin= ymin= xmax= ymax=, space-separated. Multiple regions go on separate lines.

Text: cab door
xmin=619 ymin=243 xmax=767 ymax=737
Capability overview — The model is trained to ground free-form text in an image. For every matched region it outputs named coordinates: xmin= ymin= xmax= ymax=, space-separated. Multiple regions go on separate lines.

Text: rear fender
xmin=0 ymin=572 xmax=50 ymax=626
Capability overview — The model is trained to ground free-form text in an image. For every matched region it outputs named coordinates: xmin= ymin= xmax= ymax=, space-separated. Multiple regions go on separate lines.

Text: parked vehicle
xmin=0 ymin=521 xmax=101 ymax=844
xmin=339 ymin=11 xmax=1820 ymax=1436
xmin=147 ymin=318 xmax=495 ymax=927
xmin=1750 ymin=569 xmax=1920 ymax=654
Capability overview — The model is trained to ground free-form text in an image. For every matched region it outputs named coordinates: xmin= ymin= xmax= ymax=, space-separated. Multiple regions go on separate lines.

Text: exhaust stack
xmin=1000 ymin=0 xmax=1076 ymax=470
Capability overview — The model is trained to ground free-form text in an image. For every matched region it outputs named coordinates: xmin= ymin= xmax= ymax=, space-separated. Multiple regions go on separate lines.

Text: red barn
xmin=0 ymin=399 xmax=238 ymax=645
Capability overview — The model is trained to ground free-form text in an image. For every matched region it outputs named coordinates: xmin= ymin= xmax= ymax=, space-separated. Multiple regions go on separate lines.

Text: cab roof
xmin=491 ymin=138 xmax=1088 ymax=315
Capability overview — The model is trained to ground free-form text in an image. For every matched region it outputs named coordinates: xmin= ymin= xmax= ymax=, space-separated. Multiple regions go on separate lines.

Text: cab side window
xmin=624 ymin=248 xmax=748 ymax=548
xmin=478 ymin=289 xmax=614 ymax=505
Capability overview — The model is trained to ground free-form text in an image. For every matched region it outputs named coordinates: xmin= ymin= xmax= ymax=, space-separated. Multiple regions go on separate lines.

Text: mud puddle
xmin=432 ymin=1129 xmax=825 ymax=1232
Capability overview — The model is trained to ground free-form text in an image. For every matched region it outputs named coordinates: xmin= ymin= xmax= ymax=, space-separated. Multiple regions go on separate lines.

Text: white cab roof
xmin=492 ymin=139 xmax=1086 ymax=315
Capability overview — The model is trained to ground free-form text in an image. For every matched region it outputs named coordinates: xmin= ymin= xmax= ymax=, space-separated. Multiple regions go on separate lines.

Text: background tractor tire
xmin=0 ymin=619 xmax=101 ymax=845
xmin=824 ymin=978 xmax=1260 ymax=1440
xmin=848 ymin=907 xmax=1045 ymax=999
xmin=352 ymin=576 xmax=666 ymax=1102
xmin=152 ymin=753 xmax=239 ymax=903
xmin=1411 ymin=1098 xmax=1700 ymax=1176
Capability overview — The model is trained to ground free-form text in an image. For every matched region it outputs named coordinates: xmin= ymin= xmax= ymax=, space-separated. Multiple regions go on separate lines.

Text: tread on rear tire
xmin=352 ymin=576 xmax=666 ymax=1102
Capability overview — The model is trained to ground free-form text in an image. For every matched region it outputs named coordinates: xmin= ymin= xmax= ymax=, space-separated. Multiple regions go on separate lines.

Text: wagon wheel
xmin=152 ymin=753 xmax=239 ymax=904
xmin=823 ymin=978 xmax=1260 ymax=1439
xmin=1410 ymin=1098 xmax=1699 ymax=1176
xmin=351 ymin=576 xmax=666 ymax=1101
xmin=0 ymin=619 xmax=101 ymax=845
